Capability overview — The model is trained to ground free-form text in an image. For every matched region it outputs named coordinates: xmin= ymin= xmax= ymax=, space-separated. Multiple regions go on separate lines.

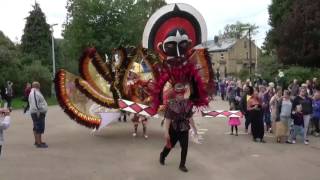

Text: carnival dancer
xmin=159 ymin=84 xmax=200 ymax=172
xmin=132 ymin=114 xmax=148 ymax=139
xmin=141 ymin=4 xmax=211 ymax=172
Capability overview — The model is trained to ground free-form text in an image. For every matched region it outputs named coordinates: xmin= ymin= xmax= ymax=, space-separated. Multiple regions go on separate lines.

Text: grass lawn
xmin=1 ymin=96 xmax=58 ymax=110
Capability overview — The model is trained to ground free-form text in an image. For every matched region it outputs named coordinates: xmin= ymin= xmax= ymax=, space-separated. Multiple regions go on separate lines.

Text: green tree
xmin=63 ymin=0 xmax=166 ymax=63
xmin=0 ymin=31 xmax=22 ymax=93
xmin=22 ymin=61 xmax=52 ymax=97
xmin=220 ymin=21 xmax=258 ymax=39
xmin=21 ymin=2 xmax=51 ymax=66
xmin=263 ymin=0 xmax=293 ymax=55
xmin=264 ymin=0 xmax=320 ymax=66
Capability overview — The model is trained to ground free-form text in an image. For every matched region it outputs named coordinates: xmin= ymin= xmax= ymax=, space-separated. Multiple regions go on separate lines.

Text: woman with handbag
xmin=275 ymin=90 xmax=292 ymax=143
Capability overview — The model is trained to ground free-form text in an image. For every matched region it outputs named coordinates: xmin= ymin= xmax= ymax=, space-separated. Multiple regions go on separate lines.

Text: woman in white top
xmin=276 ymin=90 xmax=293 ymax=143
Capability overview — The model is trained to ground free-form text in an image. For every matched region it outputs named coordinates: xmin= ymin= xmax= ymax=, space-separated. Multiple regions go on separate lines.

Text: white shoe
xmin=144 ymin=134 xmax=148 ymax=139
xmin=132 ymin=133 xmax=137 ymax=137
xmin=292 ymin=140 xmax=296 ymax=144
xmin=304 ymin=141 xmax=309 ymax=145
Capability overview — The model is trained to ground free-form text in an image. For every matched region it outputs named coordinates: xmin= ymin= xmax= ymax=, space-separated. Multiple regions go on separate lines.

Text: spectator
xmin=270 ymin=88 xmax=283 ymax=133
xmin=312 ymin=77 xmax=318 ymax=92
xmin=292 ymin=87 xmax=313 ymax=142
xmin=0 ymin=108 xmax=10 ymax=156
xmin=247 ymin=87 xmax=265 ymax=143
xmin=268 ymin=82 xmax=276 ymax=96
xmin=28 ymin=81 xmax=48 ymax=148
xmin=0 ymin=88 xmax=3 ymax=107
xmin=240 ymin=86 xmax=253 ymax=133
xmin=23 ymin=82 xmax=32 ymax=113
xmin=4 ymin=81 xmax=14 ymax=109
xmin=276 ymin=90 xmax=292 ymax=143
xmin=288 ymin=79 xmax=300 ymax=98
xmin=311 ymin=91 xmax=320 ymax=136
xmin=306 ymin=80 xmax=313 ymax=96
xmin=219 ymin=80 xmax=226 ymax=101
xmin=260 ymin=85 xmax=272 ymax=132
xmin=288 ymin=105 xmax=308 ymax=145
xmin=227 ymin=81 xmax=237 ymax=106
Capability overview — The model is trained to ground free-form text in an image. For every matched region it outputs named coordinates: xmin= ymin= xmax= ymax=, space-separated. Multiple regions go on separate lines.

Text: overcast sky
xmin=0 ymin=0 xmax=271 ymax=47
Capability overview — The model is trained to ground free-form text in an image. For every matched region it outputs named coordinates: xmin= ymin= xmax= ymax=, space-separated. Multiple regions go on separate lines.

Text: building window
xmin=244 ymin=41 xmax=247 ymax=48
xmin=220 ymin=53 xmax=224 ymax=59
xmin=246 ymin=52 xmax=249 ymax=59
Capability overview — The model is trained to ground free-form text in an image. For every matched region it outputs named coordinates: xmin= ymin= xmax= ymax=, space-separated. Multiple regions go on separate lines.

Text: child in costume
xmin=132 ymin=114 xmax=148 ymax=139
xmin=228 ymin=103 xmax=241 ymax=136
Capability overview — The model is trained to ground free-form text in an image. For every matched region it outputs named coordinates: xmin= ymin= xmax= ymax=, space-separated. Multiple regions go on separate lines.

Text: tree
xmin=264 ymin=0 xmax=320 ymax=67
xmin=62 ymin=0 xmax=166 ymax=63
xmin=21 ymin=3 xmax=51 ymax=66
xmin=220 ymin=21 xmax=258 ymax=39
xmin=277 ymin=0 xmax=320 ymax=66
xmin=0 ymin=31 xmax=21 ymax=91
xmin=263 ymin=0 xmax=293 ymax=55
xmin=22 ymin=61 xmax=52 ymax=97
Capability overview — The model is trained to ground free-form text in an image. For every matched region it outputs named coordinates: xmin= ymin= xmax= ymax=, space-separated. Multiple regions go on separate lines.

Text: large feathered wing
xmin=189 ymin=48 xmax=215 ymax=98
xmin=55 ymin=70 xmax=103 ymax=129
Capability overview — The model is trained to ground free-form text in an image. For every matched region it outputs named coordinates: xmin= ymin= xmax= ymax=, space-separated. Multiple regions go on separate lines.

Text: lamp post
xmin=50 ymin=23 xmax=58 ymax=96
xmin=248 ymin=28 xmax=252 ymax=77
xmin=241 ymin=26 xmax=253 ymax=78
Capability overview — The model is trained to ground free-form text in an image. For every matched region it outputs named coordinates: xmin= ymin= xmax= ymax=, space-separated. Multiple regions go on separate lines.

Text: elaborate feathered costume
xmin=54 ymin=3 xmax=214 ymax=129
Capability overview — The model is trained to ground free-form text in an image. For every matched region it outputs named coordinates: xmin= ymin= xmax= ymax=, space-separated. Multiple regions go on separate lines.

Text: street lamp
xmin=50 ymin=23 xmax=58 ymax=96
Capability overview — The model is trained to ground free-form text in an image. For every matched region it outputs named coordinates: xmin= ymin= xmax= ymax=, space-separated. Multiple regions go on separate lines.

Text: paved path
xmin=1 ymin=99 xmax=320 ymax=180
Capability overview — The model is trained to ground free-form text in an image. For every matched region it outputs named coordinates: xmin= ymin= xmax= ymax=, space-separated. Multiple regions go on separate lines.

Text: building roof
xmin=194 ymin=38 xmax=237 ymax=52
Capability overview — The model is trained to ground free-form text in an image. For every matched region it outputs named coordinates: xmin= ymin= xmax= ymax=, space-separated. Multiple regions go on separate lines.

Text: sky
xmin=0 ymin=0 xmax=271 ymax=47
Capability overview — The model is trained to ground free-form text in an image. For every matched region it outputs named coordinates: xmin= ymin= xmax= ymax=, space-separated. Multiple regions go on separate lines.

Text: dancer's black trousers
xmin=161 ymin=128 xmax=189 ymax=167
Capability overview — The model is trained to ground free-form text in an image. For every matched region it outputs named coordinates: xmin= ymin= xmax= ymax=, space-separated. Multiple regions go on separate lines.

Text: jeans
xmin=311 ymin=117 xmax=320 ymax=133
xmin=263 ymin=111 xmax=271 ymax=127
xmin=303 ymin=115 xmax=311 ymax=140
xmin=280 ymin=116 xmax=292 ymax=136
xmin=290 ymin=125 xmax=305 ymax=142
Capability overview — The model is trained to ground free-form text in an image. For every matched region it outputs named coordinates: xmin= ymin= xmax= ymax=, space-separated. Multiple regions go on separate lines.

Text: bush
xmin=258 ymin=55 xmax=282 ymax=82
xmin=238 ymin=69 xmax=250 ymax=81
xmin=283 ymin=66 xmax=313 ymax=85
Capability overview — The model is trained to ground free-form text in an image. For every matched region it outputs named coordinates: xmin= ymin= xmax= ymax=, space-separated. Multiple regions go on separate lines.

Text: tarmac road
xmin=0 ymin=99 xmax=320 ymax=180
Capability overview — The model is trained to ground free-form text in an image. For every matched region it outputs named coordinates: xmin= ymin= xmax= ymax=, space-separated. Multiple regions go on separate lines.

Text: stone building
xmin=196 ymin=37 xmax=261 ymax=79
